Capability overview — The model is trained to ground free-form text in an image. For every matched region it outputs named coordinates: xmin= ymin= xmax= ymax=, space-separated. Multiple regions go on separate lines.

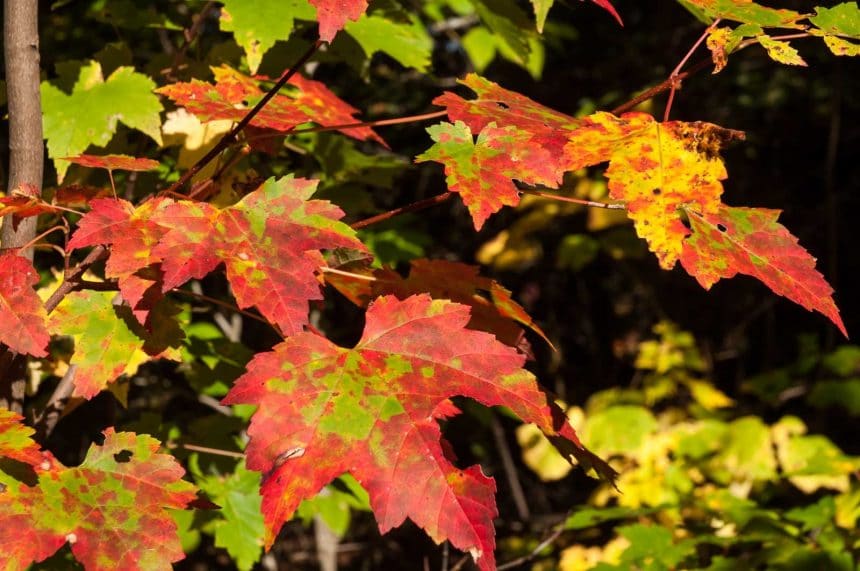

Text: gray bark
xmin=1 ymin=0 xmax=43 ymax=412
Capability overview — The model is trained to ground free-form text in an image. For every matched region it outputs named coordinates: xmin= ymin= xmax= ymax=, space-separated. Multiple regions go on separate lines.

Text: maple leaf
xmin=680 ymin=205 xmax=846 ymax=336
xmin=223 ymin=295 xmax=613 ymax=569
xmin=0 ymin=254 xmax=50 ymax=357
xmin=417 ymin=121 xmax=559 ymax=230
xmin=0 ymin=426 xmax=197 ymax=570
xmin=565 ymin=113 xmax=742 ymax=269
xmin=325 ymin=258 xmax=551 ymax=348
xmin=67 ymin=197 xmax=173 ymax=323
xmin=47 ymin=290 xmax=183 ymax=399
xmin=0 ymin=189 xmax=58 ymax=230
xmin=310 ymin=0 xmax=368 ymax=42
xmin=157 ymin=66 xmax=384 ymax=145
xmin=0 ymin=408 xmax=44 ymax=467
xmin=683 ymin=0 xmax=804 ymax=28
xmin=219 ymin=0 xmax=316 ymax=73
xmin=433 ymin=74 xmax=580 ymax=164
xmin=41 ymin=61 xmax=163 ymax=182
xmin=60 ymin=154 xmax=160 ymax=172
xmin=150 ymin=176 xmax=366 ymax=335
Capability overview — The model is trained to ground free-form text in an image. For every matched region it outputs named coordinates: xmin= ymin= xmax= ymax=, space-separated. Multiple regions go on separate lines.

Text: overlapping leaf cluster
xmin=1 ymin=0 xmax=855 ymax=569
xmin=421 ymin=74 xmax=845 ymax=334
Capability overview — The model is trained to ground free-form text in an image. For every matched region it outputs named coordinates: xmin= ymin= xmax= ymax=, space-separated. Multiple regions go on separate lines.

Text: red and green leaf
xmin=680 ymin=205 xmax=846 ymax=336
xmin=47 ymin=290 xmax=183 ymax=399
xmin=0 ymin=426 xmax=197 ymax=570
xmin=223 ymin=294 xmax=613 ymax=569
xmin=0 ymin=254 xmax=50 ymax=358
xmin=683 ymin=0 xmax=805 ymax=28
xmin=325 ymin=258 xmax=551 ymax=348
xmin=150 ymin=176 xmax=365 ymax=335
xmin=416 ymin=121 xmax=559 ymax=229
xmin=0 ymin=408 xmax=44 ymax=467
xmin=157 ymin=66 xmax=384 ymax=145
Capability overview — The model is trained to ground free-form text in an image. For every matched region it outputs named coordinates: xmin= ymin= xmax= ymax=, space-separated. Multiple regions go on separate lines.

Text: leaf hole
xmin=652 ymin=189 xmax=661 ymax=195
xmin=716 ymin=223 xmax=727 ymax=233
xmin=496 ymin=102 xmax=510 ymax=110
xmin=113 ymin=450 xmax=133 ymax=463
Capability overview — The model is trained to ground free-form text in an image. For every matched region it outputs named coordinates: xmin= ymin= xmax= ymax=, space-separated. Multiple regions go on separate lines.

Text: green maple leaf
xmin=193 ymin=461 xmax=265 ymax=571
xmin=41 ymin=61 xmax=162 ymax=182
xmin=220 ymin=0 xmax=316 ymax=73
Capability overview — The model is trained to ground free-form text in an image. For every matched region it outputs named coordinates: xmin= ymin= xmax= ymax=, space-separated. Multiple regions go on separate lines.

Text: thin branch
xmin=320 ymin=267 xmax=377 ymax=282
xmin=33 ymin=365 xmax=77 ymax=440
xmin=172 ymin=288 xmax=275 ymax=327
xmin=611 ymin=58 xmax=712 ymax=115
xmin=18 ymin=225 xmax=67 ymax=253
xmin=497 ymin=517 xmax=568 ymax=571
xmin=518 ymin=188 xmax=625 ymax=209
xmin=490 ymin=415 xmax=530 ymax=521
xmin=664 ymin=19 xmax=721 ymax=121
xmin=168 ymin=1 xmax=217 ymax=79
xmin=284 ymin=110 xmax=448 ymax=136
xmin=44 ymin=246 xmax=108 ymax=313
xmin=166 ymin=39 xmax=323 ymax=195
xmin=351 ymin=192 xmax=454 ymax=230
xmin=178 ymin=443 xmax=245 ymax=459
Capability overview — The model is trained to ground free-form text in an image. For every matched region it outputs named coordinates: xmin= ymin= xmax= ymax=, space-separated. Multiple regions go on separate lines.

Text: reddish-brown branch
xmin=166 ymin=40 xmax=322 ymax=195
xmin=44 ymin=246 xmax=108 ymax=313
xmin=286 ymin=110 xmax=448 ymax=136
xmin=350 ymin=192 xmax=454 ymax=230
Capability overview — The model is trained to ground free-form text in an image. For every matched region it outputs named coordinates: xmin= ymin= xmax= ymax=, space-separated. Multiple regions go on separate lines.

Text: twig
xmin=518 ymin=188 xmax=625 ymax=209
xmin=351 ymin=192 xmax=454 ymax=230
xmin=611 ymin=58 xmax=712 ymax=115
xmin=497 ymin=517 xmax=568 ymax=570
xmin=172 ymin=288 xmax=275 ymax=327
xmin=664 ymin=19 xmax=721 ymax=121
xmin=33 ymin=365 xmax=77 ymax=440
xmin=44 ymin=245 xmax=108 ymax=313
xmin=285 ymin=110 xmax=448 ymax=136
xmin=490 ymin=415 xmax=530 ymax=521
xmin=166 ymin=39 xmax=323 ymax=195
xmin=178 ymin=443 xmax=245 ymax=459
xmin=168 ymin=1 xmax=217 ymax=79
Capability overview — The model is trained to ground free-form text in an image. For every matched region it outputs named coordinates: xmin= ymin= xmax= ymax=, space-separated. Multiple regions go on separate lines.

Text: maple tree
xmin=0 ymin=1 xmax=857 ymax=570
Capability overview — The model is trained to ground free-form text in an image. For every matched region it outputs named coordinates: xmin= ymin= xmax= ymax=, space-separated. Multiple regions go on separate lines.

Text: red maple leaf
xmin=0 ymin=254 xmax=50 ymax=357
xmin=0 ymin=408 xmax=44 ymax=467
xmin=67 ymin=196 xmax=173 ymax=324
xmin=157 ymin=66 xmax=384 ymax=145
xmin=0 ymin=184 xmax=57 ymax=229
xmin=325 ymin=258 xmax=551 ymax=348
xmin=680 ymin=205 xmax=846 ymax=336
xmin=60 ymin=154 xmax=160 ymax=172
xmin=150 ymin=177 xmax=366 ymax=335
xmin=310 ymin=0 xmax=368 ymax=42
xmin=0 ymin=426 xmax=197 ymax=570
xmin=223 ymin=295 xmax=613 ymax=569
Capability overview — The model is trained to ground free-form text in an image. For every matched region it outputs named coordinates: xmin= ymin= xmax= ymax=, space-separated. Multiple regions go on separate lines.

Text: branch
xmin=351 ymin=192 xmax=454 ymax=230
xmin=166 ymin=39 xmax=323 ymax=195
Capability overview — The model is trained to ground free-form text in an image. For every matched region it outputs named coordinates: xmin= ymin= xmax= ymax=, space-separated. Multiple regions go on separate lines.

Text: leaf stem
xmin=17 ymin=224 xmax=67 ymax=253
xmin=176 ymin=443 xmax=245 ymax=459
xmin=350 ymin=192 xmax=454 ymax=230
xmin=166 ymin=39 xmax=323 ymax=195
xmin=518 ymin=188 xmax=625 ymax=209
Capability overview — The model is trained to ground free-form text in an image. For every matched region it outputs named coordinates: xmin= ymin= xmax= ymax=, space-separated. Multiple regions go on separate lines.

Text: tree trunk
xmin=1 ymin=0 xmax=43 ymax=412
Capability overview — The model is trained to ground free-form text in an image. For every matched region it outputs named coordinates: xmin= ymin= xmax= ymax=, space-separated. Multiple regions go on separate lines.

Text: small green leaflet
xmin=220 ymin=0 xmax=316 ymax=73
xmin=41 ymin=61 xmax=163 ymax=182
xmin=344 ymin=14 xmax=433 ymax=72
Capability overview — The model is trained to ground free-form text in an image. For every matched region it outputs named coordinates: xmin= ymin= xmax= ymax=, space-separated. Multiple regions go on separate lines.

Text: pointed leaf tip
xmin=681 ymin=205 xmax=846 ymax=337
